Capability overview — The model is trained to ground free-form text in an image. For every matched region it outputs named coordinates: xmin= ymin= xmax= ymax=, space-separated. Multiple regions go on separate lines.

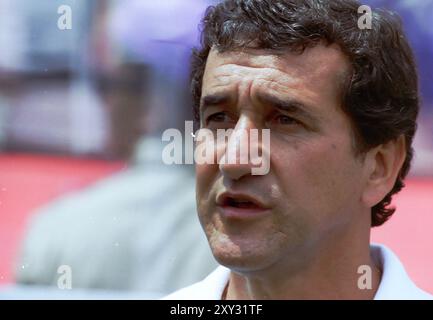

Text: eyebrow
xmin=200 ymin=93 xmax=231 ymax=110
xmin=256 ymin=93 xmax=310 ymax=115
xmin=257 ymin=92 xmax=319 ymax=125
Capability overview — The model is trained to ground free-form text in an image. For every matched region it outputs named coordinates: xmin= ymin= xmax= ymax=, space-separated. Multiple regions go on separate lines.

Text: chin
xmin=209 ymin=235 xmax=275 ymax=273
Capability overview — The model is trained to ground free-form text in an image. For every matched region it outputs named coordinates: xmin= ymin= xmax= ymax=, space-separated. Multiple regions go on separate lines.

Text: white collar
xmin=370 ymin=244 xmax=431 ymax=299
xmin=164 ymin=243 xmax=432 ymax=300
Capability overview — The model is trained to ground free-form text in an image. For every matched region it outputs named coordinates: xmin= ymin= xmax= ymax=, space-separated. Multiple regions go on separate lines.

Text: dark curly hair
xmin=190 ymin=0 xmax=419 ymax=227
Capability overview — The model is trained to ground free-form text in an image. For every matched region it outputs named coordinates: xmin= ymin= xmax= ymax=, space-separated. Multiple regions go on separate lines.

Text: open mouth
xmin=223 ymin=197 xmax=262 ymax=209
xmin=216 ymin=192 xmax=270 ymax=219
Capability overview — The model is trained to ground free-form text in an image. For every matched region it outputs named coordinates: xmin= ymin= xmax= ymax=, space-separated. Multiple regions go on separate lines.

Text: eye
xmin=273 ymin=114 xmax=300 ymax=126
xmin=206 ymin=112 xmax=228 ymax=123
xmin=204 ymin=112 xmax=237 ymax=130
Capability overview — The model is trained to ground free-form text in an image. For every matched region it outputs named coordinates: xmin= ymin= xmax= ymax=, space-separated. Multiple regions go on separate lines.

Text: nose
xmin=218 ymin=116 xmax=262 ymax=180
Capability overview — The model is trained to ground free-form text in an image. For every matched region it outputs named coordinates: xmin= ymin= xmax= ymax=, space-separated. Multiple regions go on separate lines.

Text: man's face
xmin=196 ymin=45 xmax=368 ymax=273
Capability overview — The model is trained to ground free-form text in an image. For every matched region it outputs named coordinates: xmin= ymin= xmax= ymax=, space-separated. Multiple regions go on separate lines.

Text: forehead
xmin=202 ymin=45 xmax=351 ymax=109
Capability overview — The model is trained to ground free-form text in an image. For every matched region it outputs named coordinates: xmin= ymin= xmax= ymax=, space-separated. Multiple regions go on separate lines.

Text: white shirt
xmin=164 ymin=244 xmax=433 ymax=300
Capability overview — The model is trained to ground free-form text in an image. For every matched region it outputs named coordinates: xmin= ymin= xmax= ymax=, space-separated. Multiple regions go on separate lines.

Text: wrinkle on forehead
xmin=207 ymin=44 xmax=350 ymax=85
xmin=203 ymin=44 xmax=351 ymax=111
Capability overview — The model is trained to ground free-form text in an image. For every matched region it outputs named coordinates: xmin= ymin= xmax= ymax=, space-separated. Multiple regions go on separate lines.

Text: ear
xmin=361 ymin=135 xmax=407 ymax=208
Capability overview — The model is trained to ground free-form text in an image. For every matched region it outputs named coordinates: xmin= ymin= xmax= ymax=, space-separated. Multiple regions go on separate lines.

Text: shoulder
xmin=371 ymin=243 xmax=433 ymax=300
xmin=163 ymin=266 xmax=230 ymax=300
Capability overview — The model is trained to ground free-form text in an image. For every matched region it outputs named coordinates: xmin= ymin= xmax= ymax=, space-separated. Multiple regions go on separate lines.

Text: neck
xmin=224 ymin=216 xmax=381 ymax=300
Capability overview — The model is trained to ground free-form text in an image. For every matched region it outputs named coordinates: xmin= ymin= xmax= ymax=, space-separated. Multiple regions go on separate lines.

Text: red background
xmin=1 ymin=153 xmax=432 ymax=294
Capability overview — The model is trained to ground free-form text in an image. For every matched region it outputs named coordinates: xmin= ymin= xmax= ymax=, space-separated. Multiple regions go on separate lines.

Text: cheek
xmin=195 ymin=163 xmax=217 ymax=208
xmin=273 ymin=139 xmax=363 ymax=219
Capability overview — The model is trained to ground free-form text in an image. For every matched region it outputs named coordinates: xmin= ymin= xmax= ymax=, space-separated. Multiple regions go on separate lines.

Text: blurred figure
xmin=11 ymin=0 xmax=217 ymax=298
xmin=16 ymin=137 xmax=216 ymax=295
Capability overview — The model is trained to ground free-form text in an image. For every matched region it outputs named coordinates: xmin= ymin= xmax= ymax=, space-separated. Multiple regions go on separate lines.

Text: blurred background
xmin=0 ymin=0 xmax=432 ymax=299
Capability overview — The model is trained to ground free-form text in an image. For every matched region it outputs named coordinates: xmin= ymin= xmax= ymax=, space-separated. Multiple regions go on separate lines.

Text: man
xmin=165 ymin=0 xmax=432 ymax=299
